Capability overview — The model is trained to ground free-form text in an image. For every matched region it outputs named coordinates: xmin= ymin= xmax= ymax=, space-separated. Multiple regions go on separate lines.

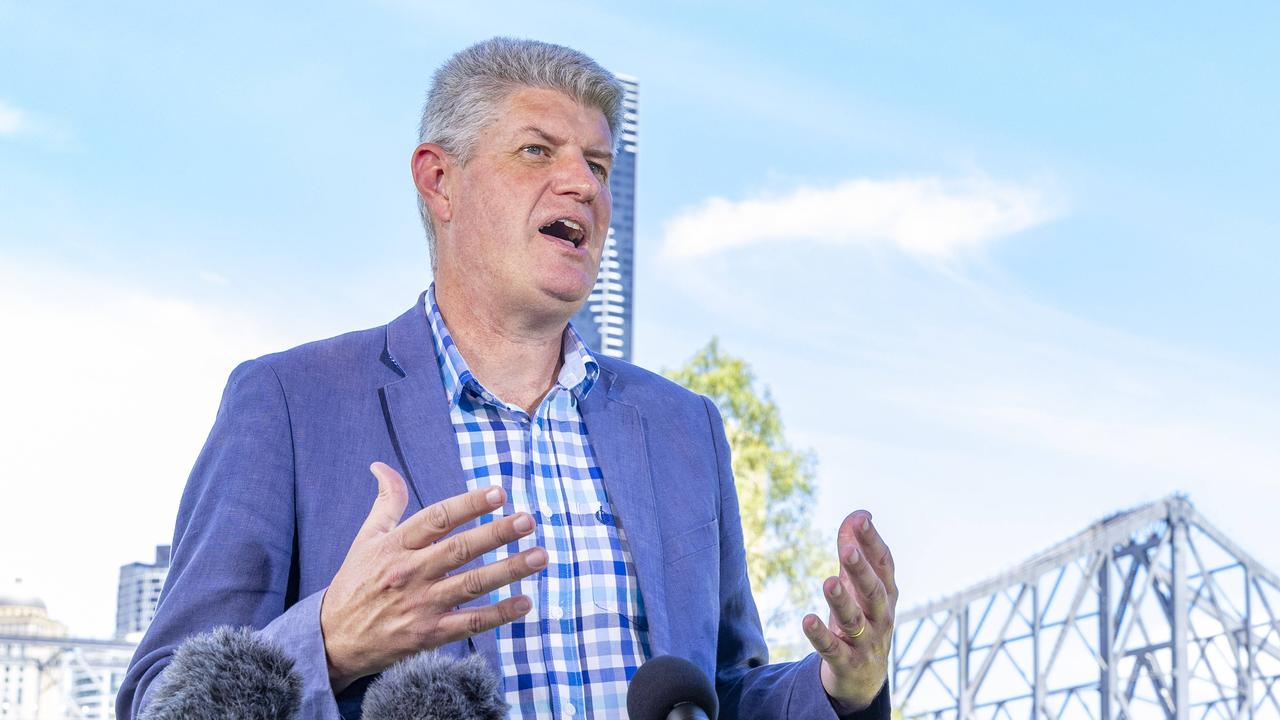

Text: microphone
xmin=140 ymin=626 xmax=302 ymax=720
xmin=627 ymin=655 xmax=719 ymax=720
xmin=361 ymin=650 xmax=508 ymax=720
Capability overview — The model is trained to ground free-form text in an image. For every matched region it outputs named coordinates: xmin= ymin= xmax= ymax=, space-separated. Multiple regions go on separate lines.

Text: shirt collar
xmin=426 ymin=284 xmax=599 ymax=409
xmin=559 ymin=322 xmax=600 ymax=400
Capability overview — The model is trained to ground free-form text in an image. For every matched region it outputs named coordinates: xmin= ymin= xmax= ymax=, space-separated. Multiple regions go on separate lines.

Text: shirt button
xmin=565 ymin=704 xmax=577 ymax=716
xmin=549 ymin=605 xmax=565 ymax=620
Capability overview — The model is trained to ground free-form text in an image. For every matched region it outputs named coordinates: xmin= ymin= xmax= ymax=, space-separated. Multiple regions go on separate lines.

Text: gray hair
xmin=416 ymin=37 xmax=624 ymax=268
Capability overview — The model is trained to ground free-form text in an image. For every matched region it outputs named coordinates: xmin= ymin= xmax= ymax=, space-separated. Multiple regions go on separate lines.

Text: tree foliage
xmin=665 ymin=339 xmax=828 ymax=658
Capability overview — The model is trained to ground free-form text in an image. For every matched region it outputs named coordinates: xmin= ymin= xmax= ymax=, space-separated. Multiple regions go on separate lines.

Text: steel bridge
xmin=0 ymin=634 xmax=134 ymax=719
xmin=891 ymin=496 xmax=1280 ymax=720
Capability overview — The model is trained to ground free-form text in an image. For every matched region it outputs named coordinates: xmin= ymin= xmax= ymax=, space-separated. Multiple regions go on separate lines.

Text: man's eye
xmin=589 ymin=162 xmax=608 ymax=181
xmin=522 ymin=145 xmax=547 ymax=156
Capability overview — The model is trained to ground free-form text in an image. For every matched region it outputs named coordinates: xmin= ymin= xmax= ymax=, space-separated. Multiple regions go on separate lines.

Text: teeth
xmin=538 ymin=218 xmax=585 ymax=247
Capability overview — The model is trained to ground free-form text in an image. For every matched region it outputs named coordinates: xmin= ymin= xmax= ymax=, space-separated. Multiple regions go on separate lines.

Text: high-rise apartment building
xmin=572 ymin=74 xmax=638 ymax=362
xmin=114 ymin=545 xmax=170 ymax=642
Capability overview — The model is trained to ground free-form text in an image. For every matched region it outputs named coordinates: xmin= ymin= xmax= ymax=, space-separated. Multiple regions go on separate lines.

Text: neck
xmin=434 ymin=280 xmax=569 ymax=414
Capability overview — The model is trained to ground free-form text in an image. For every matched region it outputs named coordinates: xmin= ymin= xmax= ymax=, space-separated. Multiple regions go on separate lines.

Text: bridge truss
xmin=891 ymin=496 xmax=1280 ymax=720
xmin=0 ymin=633 xmax=134 ymax=719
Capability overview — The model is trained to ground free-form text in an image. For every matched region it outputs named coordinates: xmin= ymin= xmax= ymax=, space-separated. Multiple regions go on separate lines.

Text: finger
xmin=840 ymin=545 xmax=889 ymax=621
xmin=431 ymin=546 xmax=548 ymax=608
xmin=396 ymin=484 xmax=507 ymax=550
xmin=823 ymin=576 xmax=866 ymax=642
xmin=803 ymin=613 xmax=852 ymax=666
xmin=354 ymin=462 xmax=410 ymax=542
xmin=836 ymin=511 xmax=869 ymax=550
xmin=421 ymin=511 xmax=538 ymax=577
xmin=433 ymin=595 xmax=534 ymax=644
xmin=853 ymin=514 xmax=897 ymax=598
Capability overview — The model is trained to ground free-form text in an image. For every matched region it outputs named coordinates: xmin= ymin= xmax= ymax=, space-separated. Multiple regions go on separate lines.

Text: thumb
xmin=355 ymin=461 xmax=409 ymax=540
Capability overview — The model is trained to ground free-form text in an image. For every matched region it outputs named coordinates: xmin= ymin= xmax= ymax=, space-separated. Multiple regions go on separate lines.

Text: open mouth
xmin=539 ymin=218 xmax=586 ymax=249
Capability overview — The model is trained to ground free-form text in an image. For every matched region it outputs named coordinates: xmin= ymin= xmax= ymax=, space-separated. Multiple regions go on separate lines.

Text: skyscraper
xmin=115 ymin=545 xmax=170 ymax=641
xmin=572 ymin=74 xmax=638 ymax=362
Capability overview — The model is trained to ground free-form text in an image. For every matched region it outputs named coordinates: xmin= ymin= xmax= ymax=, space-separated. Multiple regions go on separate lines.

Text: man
xmin=118 ymin=37 xmax=897 ymax=719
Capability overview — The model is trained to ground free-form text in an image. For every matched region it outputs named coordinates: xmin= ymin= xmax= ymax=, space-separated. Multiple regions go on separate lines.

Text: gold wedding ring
xmin=851 ymin=624 xmax=866 ymax=639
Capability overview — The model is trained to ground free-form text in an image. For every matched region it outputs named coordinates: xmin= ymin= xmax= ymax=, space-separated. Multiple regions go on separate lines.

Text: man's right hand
xmin=320 ymin=461 xmax=544 ymax=691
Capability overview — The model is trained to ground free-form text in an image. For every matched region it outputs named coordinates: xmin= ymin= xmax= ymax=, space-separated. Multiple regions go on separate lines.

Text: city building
xmin=114 ymin=545 xmax=170 ymax=642
xmin=0 ymin=580 xmax=68 ymax=719
xmin=571 ymin=73 xmax=639 ymax=362
xmin=2 ymin=575 xmax=143 ymax=720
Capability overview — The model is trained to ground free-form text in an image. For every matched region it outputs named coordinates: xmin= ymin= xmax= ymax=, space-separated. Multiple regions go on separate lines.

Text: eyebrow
xmin=519 ymin=125 xmax=615 ymax=161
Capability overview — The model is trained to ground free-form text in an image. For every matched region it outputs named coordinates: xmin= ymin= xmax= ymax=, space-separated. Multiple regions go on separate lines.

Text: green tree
xmin=665 ymin=339 xmax=829 ymax=659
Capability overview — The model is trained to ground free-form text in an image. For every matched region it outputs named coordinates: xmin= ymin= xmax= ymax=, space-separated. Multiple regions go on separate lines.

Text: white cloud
xmin=0 ymin=100 xmax=67 ymax=145
xmin=660 ymin=176 xmax=1059 ymax=261
xmin=638 ymin=240 xmax=1280 ymax=615
xmin=0 ymin=100 xmax=28 ymax=136
xmin=0 ymin=258 xmax=292 ymax=636
xmin=198 ymin=269 xmax=230 ymax=286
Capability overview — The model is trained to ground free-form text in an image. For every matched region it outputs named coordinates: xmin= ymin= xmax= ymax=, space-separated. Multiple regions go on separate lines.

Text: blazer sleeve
xmin=704 ymin=397 xmax=890 ymax=720
xmin=116 ymin=359 xmax=343 ymax=720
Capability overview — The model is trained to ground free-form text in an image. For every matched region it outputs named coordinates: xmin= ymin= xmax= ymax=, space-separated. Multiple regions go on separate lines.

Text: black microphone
xmin=361 ymin=650 xmax=508 ymax=720
xmin=139 ymin=626 xmax=302 ymax=720
xmin=627 ymin=655 xmax=719 ymax=720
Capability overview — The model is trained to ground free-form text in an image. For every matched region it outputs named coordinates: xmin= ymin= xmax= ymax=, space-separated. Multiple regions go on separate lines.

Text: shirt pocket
xmin=663 ymin=517 xmax=718 ymax=565
xmin=592 ymin=585 xmax=649 ymax=632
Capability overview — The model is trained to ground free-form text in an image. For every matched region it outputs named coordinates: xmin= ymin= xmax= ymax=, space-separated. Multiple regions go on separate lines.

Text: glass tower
xmin=573 ymin=74 xmax=638 ymax=362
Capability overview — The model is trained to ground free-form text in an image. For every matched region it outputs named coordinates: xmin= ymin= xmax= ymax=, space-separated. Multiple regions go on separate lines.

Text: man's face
xmin=436 ymin=87 xmax=613 ymax=319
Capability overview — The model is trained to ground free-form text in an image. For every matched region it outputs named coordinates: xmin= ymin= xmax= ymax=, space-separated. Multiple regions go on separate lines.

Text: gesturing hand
xmin=803 ymin=511 xmax=897 ymax=714
xmin=320 ymin=462 xmax=545 ymax=691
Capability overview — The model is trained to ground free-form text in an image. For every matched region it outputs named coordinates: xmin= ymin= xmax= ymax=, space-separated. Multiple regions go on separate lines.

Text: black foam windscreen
xmin=627 ymin=655 xmax=719 ymax=720
xmin=140 ymin=626 xmax=302 ymax=720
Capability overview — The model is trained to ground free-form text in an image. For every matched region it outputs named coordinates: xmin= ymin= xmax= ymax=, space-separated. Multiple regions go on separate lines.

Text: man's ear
xmin=411 ymin=143 xmax=452 ymax=225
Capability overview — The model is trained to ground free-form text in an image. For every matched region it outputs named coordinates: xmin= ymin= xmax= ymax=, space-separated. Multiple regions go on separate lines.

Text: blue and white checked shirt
xmin=425 ymin=286 xmax=650 ymax=718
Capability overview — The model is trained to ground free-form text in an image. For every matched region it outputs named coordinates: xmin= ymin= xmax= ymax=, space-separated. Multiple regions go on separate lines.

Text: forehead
xmin=487 ymin=87 xmax=613 ymax=149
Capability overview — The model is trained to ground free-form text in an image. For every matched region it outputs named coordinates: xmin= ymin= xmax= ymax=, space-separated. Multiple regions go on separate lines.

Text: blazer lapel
xmin=380 ymin=293 xmax=497 ymax=663
xmin=580 ymin=368 xmax=672 ymax=657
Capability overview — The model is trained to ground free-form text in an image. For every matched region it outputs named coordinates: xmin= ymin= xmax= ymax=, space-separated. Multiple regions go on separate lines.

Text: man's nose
xmin=552 ymin=154 xmax=603 ymax=202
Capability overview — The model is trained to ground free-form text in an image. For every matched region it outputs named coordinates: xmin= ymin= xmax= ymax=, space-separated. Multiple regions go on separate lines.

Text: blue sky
xmin=2 ymin=1 xmax=1277 ymax=639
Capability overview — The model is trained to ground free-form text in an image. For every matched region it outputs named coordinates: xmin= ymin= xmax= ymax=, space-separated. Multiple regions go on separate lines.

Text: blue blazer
xmin=118 ymin=293 xmax=862 ymax=719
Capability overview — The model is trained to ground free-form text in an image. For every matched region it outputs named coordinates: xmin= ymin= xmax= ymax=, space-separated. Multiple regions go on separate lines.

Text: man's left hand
xmin=803 ymin=510 xmax=897 ymax=714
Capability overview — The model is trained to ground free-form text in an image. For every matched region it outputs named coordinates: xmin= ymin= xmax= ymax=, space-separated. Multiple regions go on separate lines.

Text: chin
xmin=540 ymin=284 xmax=591 ymax=311
xmin=537 ymin=271 xmax=596 ymax=310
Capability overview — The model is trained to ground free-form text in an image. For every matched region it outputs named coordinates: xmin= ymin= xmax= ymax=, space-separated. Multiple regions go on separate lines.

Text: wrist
xmin=828 ymin=692 xmax=873 ymax=716
xmin=325 ymin=652 xmax=359 ymax=695
xmin=830 ymin=680 xmax=888 ymax=719
xmin=319 ymin=589 xmax=360 ymax=693
xmin=820 ymin=660 xmax=885 ymax=716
